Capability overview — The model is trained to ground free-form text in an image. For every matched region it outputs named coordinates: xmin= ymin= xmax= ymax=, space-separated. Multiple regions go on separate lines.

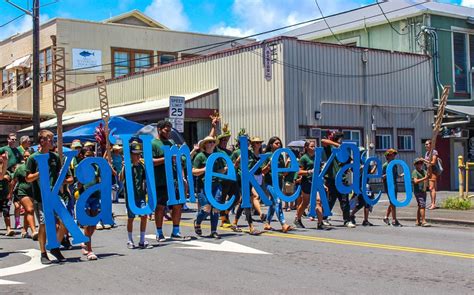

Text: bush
xmin=441 ymin=197 xmax=473 ymax=210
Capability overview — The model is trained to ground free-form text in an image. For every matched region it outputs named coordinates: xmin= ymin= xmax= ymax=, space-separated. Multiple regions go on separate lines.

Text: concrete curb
xmin=363 ymin=215 xmax=474 ymax=227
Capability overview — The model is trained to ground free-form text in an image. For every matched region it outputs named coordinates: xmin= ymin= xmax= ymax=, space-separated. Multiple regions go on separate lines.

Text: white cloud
xmin=461 ymin=0 xmax=474 ymax=8
xmin=210 ymin=23 xmax=255 ymax=37
xmin=209 ymin=0 xmax=379 ymax=39
xmin=0 ymin=14 xmax=50 ymax=42
xmin=144 ymin=0 xmax=190 ymax=31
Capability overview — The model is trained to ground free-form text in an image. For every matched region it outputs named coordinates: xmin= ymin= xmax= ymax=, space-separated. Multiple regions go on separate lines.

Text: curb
xmin=367 ymin=215 xmax=474 ymax=227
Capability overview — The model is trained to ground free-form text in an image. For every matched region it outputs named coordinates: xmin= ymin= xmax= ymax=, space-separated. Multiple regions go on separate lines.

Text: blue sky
xmin=0 ymin=0 xmax=471 ymax=40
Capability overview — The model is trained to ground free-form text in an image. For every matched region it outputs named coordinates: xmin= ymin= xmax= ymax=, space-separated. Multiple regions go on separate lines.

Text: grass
xmin=441 ymin=196 xmax=473 ymax=210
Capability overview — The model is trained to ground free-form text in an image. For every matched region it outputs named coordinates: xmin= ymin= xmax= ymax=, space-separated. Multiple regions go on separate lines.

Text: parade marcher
xmin=424 ymin=140 xmax=440 ymax=210
xmin=11 ymin=150 xmax=38 ymax=239
xmin=111 ymin=144 xmax=124 ymax=203
xmin=121 ymin=142 xmax=153 ymax=249
xmin=193 ymin=136 xmax=224 ymax=239
xmin=412 ymin=158 xmax=430 ymax=227
xmin=262 ymin=136 xmax=293 ymax=233
xmin=152 ymin=120 xmax=191 ymax=243
xmin=321 ymin=132 xmax=355 ymax=228
xmin=0 ymin=133 xmax=22 ymax=172
xmin=0 ymin=152 xmax=14 ymax=236
xmin=17 ymin=135 xmax=31 ymax=156
xmin=294 ymin=141 xmax=324 ymax=229
xmin=26 ymin=130 xmax=73 ymax=264
xmin=382 ymin=149 xmax=402 ymax=227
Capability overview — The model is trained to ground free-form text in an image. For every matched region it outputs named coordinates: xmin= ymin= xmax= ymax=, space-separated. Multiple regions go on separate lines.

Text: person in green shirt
xmin=0 ymin=152 xmax=14 ymax=237
xmin=152 ymin=120 xmax=191 ymax=243
xmin=0 ymin=133 xmax=22 ymax=172
xmin=120 ymin=142 xmax=153 ymax=249
xmin=412 ymin=158 xmax=430 ymax=227
xmin=382 ymin=148 xmax=403 ymax=227
xmin=193 ymin=136 xmax=227 ymax=239
xmin=12 ymin=150 xmax=38 ymax=239
xmin=25 ymin=130 xmax=73 ymax=264
xmin=295 ymin=140 xmax=324 ymax=229
xmin=17 ymin=135 xmax=31 ymax=156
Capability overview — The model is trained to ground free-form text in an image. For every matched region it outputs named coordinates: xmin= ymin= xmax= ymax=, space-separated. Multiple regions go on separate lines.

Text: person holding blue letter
xmin=121 ymin=142 xmax=153 ymax=249
xmin=382 ymin=149 xmax=403 ymax=227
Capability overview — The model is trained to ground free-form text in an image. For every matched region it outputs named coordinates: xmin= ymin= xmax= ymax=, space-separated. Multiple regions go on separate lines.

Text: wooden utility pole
xmin=51 ymin=35 xmax=66 ymax=159
xmin=97 ymin=76 xmax=111 ymax=163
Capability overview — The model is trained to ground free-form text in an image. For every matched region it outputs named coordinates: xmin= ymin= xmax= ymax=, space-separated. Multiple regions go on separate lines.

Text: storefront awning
xmin=446 ymin=105 xmax=474 ymax=117
xmin=18 ymin=89 xmax=218 ymax=132
xmin=5 ymin=55 xmax=31 ymax=70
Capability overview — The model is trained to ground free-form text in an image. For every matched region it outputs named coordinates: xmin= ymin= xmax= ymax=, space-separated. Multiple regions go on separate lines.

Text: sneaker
xmin=138 ymin=241 xmax=153 ymax=249
xmin=170 ymin=234 xmax=192 ymax=241
xmin=61 ymin=238 xmax=73 ymax=250
xmin=40 ymin=253 xmax=52 ymax=265
xmin=322 ymin=220 xmax=332 ymax=226
xmin=293 ymin=218 xmax=305 ymax=229
xmin=6 ymin=230 xmax=15 ymax=236
xmin=210 ymin=232 xmax=221 ymax=240
xmin=15 ymin=223 xmax=22 ymax=230
xmin=362 ymin=220 xmax=374 ymax=226
xmin=421 ymin=222 xmax=431 ymax=227
xmin=96 ymin=222 xmax=104 ymax=230
xmin=103 ymin=224 xmax=112 ymax=230
xmin=31 ymin=232 xmax=39 ymax=241
xmin=50 ymin=248 xmax=67 ymax=263
xmin=345 ymin=221 xmax=356 ymax=228
xmin=382 ymin=217 xmax=391 ymax=226
xmin=127 ymin=241 xmax=135 ymax=249
xmin=194 ymin=220 xmax=202 ymax=236
xmin=392 ymin=220 xmax=402 ymax=227
xmin=156 ymin=235 xmax=167 ymax=244
xmin=317 ymin=222 xmax=324 ymax=230
xmin=350 ymin=216 xmax=356 ymax=225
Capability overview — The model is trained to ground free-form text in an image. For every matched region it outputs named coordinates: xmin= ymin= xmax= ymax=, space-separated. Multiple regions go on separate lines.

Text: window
xmin=16 ymin=69 xmax=31 ymax=90
xmin=39 ymin=47 xmax=52 ymax=82
xmin=376 ymin=128 xmax=392 ymax=151
xmin=452 ymin=32 xmax=473 ymax=94
xmin=157 ymin=52 xmax=177 ymax=65
xmin=111 ymin=48 xmax=153 ymax=78
xmin=342 ymin=130 xmax=361 ymax=146
xmin=1 ymin=69 xmax=10 ymax=95
xmin=397 ymin=129 xmax=414 ymax=151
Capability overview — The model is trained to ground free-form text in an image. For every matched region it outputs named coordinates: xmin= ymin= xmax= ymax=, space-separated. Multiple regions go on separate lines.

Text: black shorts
xmin=301 ymin=181 xmax=312 ymax=195
xmin=0 ymin=198 xmax=10 ymax=216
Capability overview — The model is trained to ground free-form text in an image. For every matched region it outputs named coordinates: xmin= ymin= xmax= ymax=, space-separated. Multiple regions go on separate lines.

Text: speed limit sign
xmin=169 ymin=96 xmax=185 ymax=119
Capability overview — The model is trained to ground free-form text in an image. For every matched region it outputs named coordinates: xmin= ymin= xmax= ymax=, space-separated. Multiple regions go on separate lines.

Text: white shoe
xmin=96 ymin=223 xmax=104 ymax=230
xmin=345 ymin=222 xmax=356 ymax=228
xmin=322 ymin=220 xmax=331 ymax=226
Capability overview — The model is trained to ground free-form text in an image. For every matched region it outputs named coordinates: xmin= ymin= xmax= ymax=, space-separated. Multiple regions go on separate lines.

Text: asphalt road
xmin=1 ymin=205 xmax=473 ymax=294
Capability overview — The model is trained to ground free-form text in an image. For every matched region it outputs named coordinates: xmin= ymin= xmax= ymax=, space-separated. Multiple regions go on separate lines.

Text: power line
xmin=0 ymin=14 xmax=25 ymax=27
xmin=376 ymin=0 xmax=409 ymax=35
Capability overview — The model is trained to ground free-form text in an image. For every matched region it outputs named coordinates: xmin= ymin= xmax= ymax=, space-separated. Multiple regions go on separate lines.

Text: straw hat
xmin=112 ymin=144 xmax=122 ymax=150
xmin=130 ymin=142 xmax=142 ymax=154
xmin=413 ymin=157 xmax=424 ymax=165
xmin=71 ymin=140 xmax=82 ymax=149
xmin=250 ymin=136 xmax=264 ymax=144
xmin=84 ymin=141 xmax=94 ymax=147
xmin=384 ymin=148 xmax=398 ymax=157
xmin=199 ymin=136 xmax=217 ymax=149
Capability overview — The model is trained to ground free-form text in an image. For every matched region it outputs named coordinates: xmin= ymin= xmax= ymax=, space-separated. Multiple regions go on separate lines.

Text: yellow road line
xmin=118 ymin=217 xmax=474 ymax=259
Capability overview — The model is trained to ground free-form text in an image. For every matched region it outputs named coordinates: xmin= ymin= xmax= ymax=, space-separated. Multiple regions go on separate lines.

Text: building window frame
xmin=342 ymin=129 xmax=361 ymax=146
xmin=451 ymin=26 xmax=474 ymax=100
xmin=397 ymin=129 xmax=414 ymax=152
xmin=111 ymin=47 xmax=154 ymax=78
xmin=375 ymin=128 xmax=393 ymax=151
xmin=157 ymin=51 xmax=178 ymax=65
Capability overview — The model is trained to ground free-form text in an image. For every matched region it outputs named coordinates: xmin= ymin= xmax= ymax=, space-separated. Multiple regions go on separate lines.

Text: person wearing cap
xmin=192 ymin=136 xmax=224 ymax=239
xmin=382 ymin=148 xmax=402 ymax=227
xmin=262 ymin=136 xmax=293 ymax=233
xmin=120 ymin=142 xmax=153 ymax=249
xmin=83 ymin=141 xmax=95 ymax=154
xmin=321 ymin=132 xmax=354 ymax=228
xmin=17 ymin=135 xmax=31 ymax=156
xmin=412 ymin=158 xmax=430 ymax=227
xmin=152 ymin=120 xmax=191 ymax=243
xmin=0 ymin=133 xmax=22 ymax=172
xmin=111 ymin=144 xmax=123 ymax=204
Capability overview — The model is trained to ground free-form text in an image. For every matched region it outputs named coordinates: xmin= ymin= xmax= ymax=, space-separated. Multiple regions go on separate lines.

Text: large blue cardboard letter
xmin=361 ymin=157 xmax=383 ymax=206
xmin=162 ymin=144 xmax=195 ymax=205
xmin=335 ymin=143 xmax=361 ymax=195
xmin=75 ymin=157 xmax=113 ymax=226
xmin=37 ymin=150 xmax=88 ymax=249
xmin=309 ymin=148 xmax=333 ymax=217
xmin=121 ymin=135 xmax=157 ymax=215
xmin=386 ymin=160 xmax=413 ymax=207
xmin=204 ymin=153 xmax=236 ymax=211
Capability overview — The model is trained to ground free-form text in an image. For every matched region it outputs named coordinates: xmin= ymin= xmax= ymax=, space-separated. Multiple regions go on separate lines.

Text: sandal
xmin=81 ymin=244 xmax=89 ymax=256
xmin=194 ymin=220 xmax=202 ymax=236
xmin=230 ymin=225 xmax=242 ymax=232
xmin=263 ymin=224 xmax=273 ymax=231
xmin=282 ymin=224 xmax=294 ymax=233
xmin=6 ymin=230 xmax=15 ymax=237
xmin=86 ymin=252 xmax=98 ymax=261
xmin=248 ymin=229 xmax=262 ymax=236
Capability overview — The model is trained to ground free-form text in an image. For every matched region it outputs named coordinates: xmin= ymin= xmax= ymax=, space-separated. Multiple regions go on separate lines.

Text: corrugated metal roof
xmin=446 ymin=105 xmax=474 ymax=117
xmin=284 ymin=0 xmax=474 ymax=40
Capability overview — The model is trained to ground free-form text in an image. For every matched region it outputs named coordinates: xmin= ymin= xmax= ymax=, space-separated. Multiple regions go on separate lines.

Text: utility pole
xmin=6 ymin=0 xmax=40 ymax=144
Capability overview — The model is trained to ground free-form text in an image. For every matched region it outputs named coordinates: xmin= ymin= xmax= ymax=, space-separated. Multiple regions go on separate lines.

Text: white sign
xmin=72 ymin=48 xmax=102 ymax=71
xmin=174 ymin=118 xmax=184 ymax=133
xmin=169 ymin=96 xmax=185 ymax=119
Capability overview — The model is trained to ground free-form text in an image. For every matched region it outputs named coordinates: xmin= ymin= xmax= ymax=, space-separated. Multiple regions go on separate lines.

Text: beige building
xmin=0 ymin=10 xmax=252 ymax=135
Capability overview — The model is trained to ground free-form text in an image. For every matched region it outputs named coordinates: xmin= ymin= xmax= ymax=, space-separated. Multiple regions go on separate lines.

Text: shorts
xmin=86 ymin=197 xmax=101 ymax=212
xmin=301 ymin=181 xmax=312 ymax=195
xmin=126 ymin=198 xmax=147 ymax=219
xmin=156 ymin=186 xmax=170 ymax=207
xmin=415 ymin=192 xmax=427 ymax=208
xmin=34 ymin=201 xmax=45 ymax=225
xmin=0 ymin=198 xmax=10 ymax=216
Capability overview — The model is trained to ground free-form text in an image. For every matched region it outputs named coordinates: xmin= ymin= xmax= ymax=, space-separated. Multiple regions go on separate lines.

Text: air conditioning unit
xmin=309 ymin=128 xmax=321 ymax=138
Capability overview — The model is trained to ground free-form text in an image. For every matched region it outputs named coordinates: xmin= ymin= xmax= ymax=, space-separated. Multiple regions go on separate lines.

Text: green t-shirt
xmin=216 ymin=146 xmax=232 ymax=157
xmin=248 ymin=150 xmax=263 ymax=175
xmin=299 ymin=153 xmax=314 ymax=183
xmin=323 ymin=145 xmax=343 ymax=180
xmin=0 ymin=171 xmax=11 ymax=200
xmin=382 ymin=161 xmax=399 ymax=192
xmin=17 ymin=145 xmax=26 ymax=156
xmin=26 ymin=151 xmax=62 ymax=202
xmin=13 ymin=163 xmax=33 ymax=197
xmin=193 ymin=151 xmax=225 ymax=190
xmin=0 ymin=146 xmax=22 ymax=171
xmin=124 ymin=162 xmax=146 ymax=200
xmin=263 ymin=151 xmax=285 ymax=185
xmin=230 ymin=148 xmax=242 ymax=176
xmin=412 ymin=169 xmax=426 ymax=193
xmin=152 ymin=138 xmax=175 ymax=188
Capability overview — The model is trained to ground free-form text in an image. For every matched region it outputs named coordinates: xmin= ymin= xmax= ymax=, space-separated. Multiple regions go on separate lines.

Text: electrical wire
xmin=376 ymin=0 xmax=409 ymax=35
xmin=0 ymin=14 xmax=25 ymax=27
